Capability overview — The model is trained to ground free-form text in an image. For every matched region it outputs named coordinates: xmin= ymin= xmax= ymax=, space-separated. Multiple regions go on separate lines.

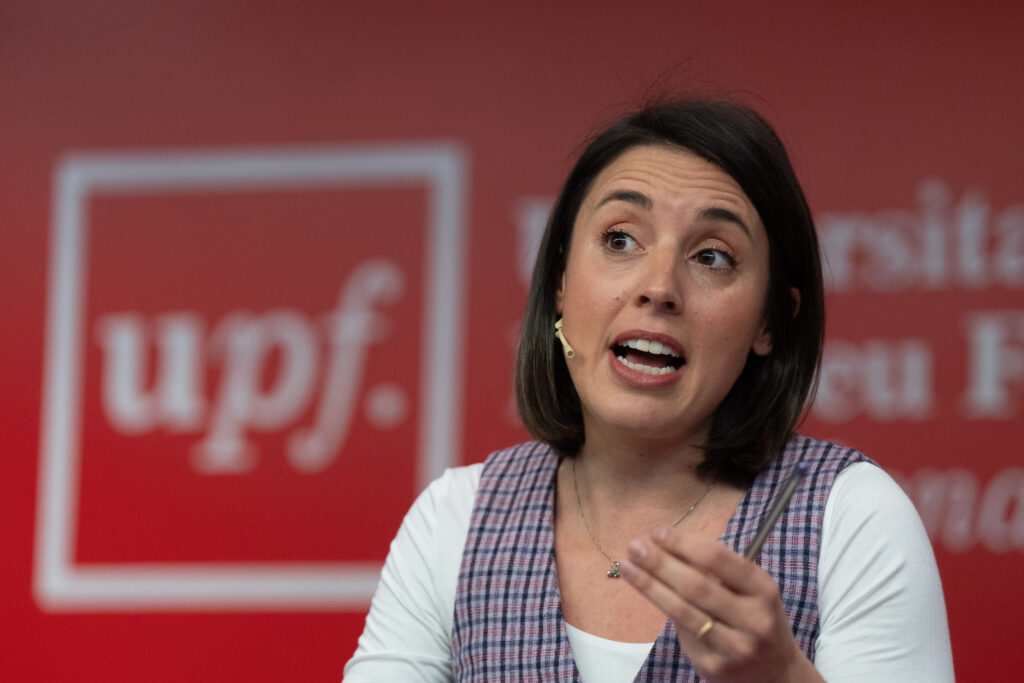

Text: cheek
xmin=563 ymin=268 xmax=617 ymax=312
xmin=693 ymin=294 xmax=766 ymax=348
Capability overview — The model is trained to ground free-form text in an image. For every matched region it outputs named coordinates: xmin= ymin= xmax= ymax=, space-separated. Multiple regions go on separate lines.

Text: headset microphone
xmin=554 ymin=318 xmax=575 ymax=359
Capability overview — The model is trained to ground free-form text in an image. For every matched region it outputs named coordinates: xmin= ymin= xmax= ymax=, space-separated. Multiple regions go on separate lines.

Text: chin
xmin=593 ymin=413 xmax=705 ymax=449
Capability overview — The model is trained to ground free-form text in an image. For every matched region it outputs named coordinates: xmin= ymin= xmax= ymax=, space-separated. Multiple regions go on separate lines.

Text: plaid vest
xmin=450 ymin=437 xmax=869 ymax=682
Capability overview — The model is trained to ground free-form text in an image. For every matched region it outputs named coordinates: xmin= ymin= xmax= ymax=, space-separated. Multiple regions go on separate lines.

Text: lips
xmin=611 ymin=331 xmax=685 ymax=376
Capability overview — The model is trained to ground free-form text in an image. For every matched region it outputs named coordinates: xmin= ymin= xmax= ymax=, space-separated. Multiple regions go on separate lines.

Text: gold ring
xmin=696 ymin=619 xmax=714 ymax=639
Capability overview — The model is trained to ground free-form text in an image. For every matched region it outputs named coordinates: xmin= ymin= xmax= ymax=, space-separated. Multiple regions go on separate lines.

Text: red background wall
xmin=2 ymin=2 xmax=1022 ymax=679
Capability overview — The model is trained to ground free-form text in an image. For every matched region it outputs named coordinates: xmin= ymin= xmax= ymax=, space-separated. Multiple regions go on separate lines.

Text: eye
xmin=602 ymin=229 xmax=638 ymax=252
xmin=695 ymin=248 xmax=736 ymax=268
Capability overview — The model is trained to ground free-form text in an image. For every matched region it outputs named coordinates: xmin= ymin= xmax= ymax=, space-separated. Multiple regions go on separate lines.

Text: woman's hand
xmin=620 ymin=527 xmax=824 ymax=683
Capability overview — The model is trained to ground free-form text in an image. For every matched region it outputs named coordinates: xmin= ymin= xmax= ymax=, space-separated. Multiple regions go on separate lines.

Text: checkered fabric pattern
xmin=450 ymin=437 xmax=869 ymax=682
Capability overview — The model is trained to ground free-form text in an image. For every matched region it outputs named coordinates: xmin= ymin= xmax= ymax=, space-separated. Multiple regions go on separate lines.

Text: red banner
xmin=2 ymin=2 xmax=1021 ymax=680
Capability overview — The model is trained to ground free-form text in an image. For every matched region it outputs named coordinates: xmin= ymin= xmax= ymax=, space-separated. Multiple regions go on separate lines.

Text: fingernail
xmin=628 ymin=539 xmax=647 ymax=560
xmin=652 ymin=527 xmax=668 ymax=542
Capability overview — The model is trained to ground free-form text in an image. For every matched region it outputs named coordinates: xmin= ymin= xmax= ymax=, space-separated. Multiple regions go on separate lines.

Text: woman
xmin=344 ymin=100 xmax=953 ymax=682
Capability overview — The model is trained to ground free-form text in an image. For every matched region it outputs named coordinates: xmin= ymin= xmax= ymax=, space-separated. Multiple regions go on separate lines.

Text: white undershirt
xmin=564 ymin=622 xmax=651 ymax=682
xmin=343 ymin=461 xmax=953 ymax=682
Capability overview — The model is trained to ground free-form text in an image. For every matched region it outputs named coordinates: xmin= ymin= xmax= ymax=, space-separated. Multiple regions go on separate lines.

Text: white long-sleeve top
xmin=344 ymin=461 xmax=953 ymax=682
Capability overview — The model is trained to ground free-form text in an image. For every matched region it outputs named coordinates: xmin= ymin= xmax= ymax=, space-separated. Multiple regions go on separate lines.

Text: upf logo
xmin=95 ymin=260 xmax=405 ymax=475
xmin=35 ymin=145 xmax=467 ymax=610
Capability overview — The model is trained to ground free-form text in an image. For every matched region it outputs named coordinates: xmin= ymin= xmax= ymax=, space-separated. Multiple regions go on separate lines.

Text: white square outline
xmin=34 ymin=144 xmax=467 ymax=611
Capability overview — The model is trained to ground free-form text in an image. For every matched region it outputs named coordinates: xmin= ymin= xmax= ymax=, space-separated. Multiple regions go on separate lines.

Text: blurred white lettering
xmin=95 ymin=260 xmax=404 ymax=474
xmin=963 ymin=311 xmax=1024 ymax=418
xmin=819 ymin=180 xmax=1024 ymax=292
xmin=812 ymin=339 xmax=933 ymax=422
xmin=978 ymin=469 xmax=1024 ymax=552
xmin=95 ymin=313 xmax=206 ymax=433
xmin=192 ymin=311 xmax=318 ymax=473
xmin=898 ymin=468 xmax=1024 ymax=553
xmin=287 ymin=260 xmax=403 ymax=473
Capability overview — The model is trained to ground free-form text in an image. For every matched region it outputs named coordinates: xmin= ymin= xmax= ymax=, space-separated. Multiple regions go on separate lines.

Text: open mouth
xmin=612 ymin=338 xmax=685 ymax=376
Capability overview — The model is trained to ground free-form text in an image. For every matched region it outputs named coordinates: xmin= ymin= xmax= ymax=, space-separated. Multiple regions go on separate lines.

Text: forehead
xmin=580 ymin=144 xmax=759 ymax=225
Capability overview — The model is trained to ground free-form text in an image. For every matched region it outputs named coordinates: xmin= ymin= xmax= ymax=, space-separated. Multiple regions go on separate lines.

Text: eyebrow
xmin=597 ymin=191 xmax=752 ymax=238
xmin=697 ymin=206 xmax=751 ymax=237
xmin=595 ymin=189 xmax=653 ymax=211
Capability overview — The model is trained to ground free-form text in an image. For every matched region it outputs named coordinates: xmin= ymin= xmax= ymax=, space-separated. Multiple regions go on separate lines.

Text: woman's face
xmin=557 ymin=144 xmax=772 ymax=450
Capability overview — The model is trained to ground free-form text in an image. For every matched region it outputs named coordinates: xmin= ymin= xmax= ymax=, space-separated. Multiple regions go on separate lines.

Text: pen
xmin=743 ymin=460 xmax=809 ymax=561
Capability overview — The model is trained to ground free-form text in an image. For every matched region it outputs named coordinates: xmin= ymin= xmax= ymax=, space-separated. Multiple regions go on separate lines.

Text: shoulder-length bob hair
xmin=514 ymin=99 xmax=824 ymax=484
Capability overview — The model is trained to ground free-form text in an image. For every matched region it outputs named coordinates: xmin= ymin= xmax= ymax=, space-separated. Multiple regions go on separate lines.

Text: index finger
xmin=651 ymin=527 xmax=769 ymax=595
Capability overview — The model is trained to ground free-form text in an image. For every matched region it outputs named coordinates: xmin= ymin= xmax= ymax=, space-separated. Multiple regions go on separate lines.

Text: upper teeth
xmin=623 ymin=339 xmax=678 ymax=357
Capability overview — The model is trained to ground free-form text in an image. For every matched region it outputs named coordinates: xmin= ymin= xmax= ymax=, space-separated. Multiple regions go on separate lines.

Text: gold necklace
xmin=571 ymin=458 xmax=715 ymax=578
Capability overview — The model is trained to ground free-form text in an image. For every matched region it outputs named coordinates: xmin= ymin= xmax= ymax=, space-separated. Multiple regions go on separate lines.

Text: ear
xmin=752 ymin=288 xmax=800 ymax=357
xmin=555 ymin=272 xmax=566 ymax=314
xmin=752 ymin=324 xmax=773 ymax=357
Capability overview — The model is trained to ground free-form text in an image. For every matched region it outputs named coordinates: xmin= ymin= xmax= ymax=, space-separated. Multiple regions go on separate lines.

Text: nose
xmin=636 ymin=248 xmax=683 ymax=314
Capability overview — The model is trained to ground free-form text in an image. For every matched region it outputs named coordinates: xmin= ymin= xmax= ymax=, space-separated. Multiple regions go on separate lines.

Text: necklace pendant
xmin=606 ymin=561 xmax=621 ymax=578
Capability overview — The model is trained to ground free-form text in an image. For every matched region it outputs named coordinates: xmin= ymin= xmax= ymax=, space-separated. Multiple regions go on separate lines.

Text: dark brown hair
xmin=514 ymin=99 xmax=824 ymax=484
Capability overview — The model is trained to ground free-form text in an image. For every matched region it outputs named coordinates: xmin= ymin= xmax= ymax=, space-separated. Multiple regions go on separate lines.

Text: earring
xmin=554 ymin=318 xmax=575 ymax=359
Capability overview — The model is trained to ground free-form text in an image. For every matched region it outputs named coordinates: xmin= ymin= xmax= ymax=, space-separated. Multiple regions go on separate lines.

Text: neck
xmin=561 ymin=447 xmax=719 ymax=574
xmin=576 ymin=417 xmax=709 ymax=485
xmin=570 ymin=439 xmax=714 ymax=526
